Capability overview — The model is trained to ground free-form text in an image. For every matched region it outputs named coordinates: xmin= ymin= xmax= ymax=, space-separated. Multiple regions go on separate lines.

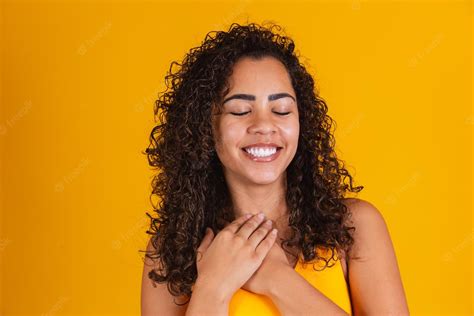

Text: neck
xmin=224 ymin=172 xmax=289 ymax=225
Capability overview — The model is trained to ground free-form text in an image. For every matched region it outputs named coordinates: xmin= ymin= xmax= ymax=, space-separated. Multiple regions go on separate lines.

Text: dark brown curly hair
xmin=141 ymin=21 xmax=363 ymax=305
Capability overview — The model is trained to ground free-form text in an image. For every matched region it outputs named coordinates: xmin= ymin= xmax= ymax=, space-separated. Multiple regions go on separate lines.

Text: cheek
xmin=281 ymin=120 xmax=300 ymax=143
xmin=218 ymin=121 xmax=244 ymax=145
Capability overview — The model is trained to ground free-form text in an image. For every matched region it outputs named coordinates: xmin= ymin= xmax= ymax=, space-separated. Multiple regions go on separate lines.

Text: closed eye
xmin=230 ymin=112 xmax=250 ymax=116
xmin=230 ymin=111 xmax=291 ymax=116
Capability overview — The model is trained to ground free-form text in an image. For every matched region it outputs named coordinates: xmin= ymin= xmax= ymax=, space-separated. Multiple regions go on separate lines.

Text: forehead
xmin=225 ymin=56 xmax=294 ymax=93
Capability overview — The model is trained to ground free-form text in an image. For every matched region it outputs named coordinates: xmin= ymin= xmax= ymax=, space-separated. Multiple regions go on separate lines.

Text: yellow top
xmin=228 ymin=247 xmax=352 ymax=315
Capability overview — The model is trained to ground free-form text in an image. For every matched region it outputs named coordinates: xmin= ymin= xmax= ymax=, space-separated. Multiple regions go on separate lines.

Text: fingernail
xmin=257 ymin=212 xmax=265 ymax=219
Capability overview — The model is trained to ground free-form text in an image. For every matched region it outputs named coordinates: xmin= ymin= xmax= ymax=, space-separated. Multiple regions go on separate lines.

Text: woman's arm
xmin=141 ymin=239 xmax=189 ymax=316
xmin=344 ymin=198 xmax=410 ymax=315
xmin=264 ymin=198 xmax=409 ymax=315
xmin=264 ymin=266 xmax=350 ymax=315
xmin=141 ymin=238 xmax=233 ymax=316
xmin=185 ymin=277 xmax=232 ymax=316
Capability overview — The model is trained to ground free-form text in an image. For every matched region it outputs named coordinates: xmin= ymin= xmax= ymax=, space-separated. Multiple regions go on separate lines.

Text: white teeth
xmin=244 ymin=147 xmax=278 ymax=157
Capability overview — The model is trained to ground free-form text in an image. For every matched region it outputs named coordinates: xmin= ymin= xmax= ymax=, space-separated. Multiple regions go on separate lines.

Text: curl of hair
xmin=140 ymin=21 xmax=364 ymax=305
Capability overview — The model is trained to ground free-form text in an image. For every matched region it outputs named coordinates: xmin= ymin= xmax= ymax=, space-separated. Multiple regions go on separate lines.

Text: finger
xmin=255 ymin=228 xmax=278 ymax=258
xmin=235 ymin=213 xmax=266 ymax=240
xmin=224 ymin=213 xmax=253 ymax=234
xmin=247 ymin=219 xmax=273 ymax=248
xmin=197 ymin=227 xmax=215 ymax=253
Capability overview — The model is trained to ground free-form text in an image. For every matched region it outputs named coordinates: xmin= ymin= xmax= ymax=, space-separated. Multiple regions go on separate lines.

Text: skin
xmin=187 ymin=213 xmax=280 ymax=315
xmin=142 ymin=200 xmax=410 ymax=315
xmin=211 ymin=55 xmax=300 ymax=245
xmin=141 ymin=55 xmax=410 ymax=315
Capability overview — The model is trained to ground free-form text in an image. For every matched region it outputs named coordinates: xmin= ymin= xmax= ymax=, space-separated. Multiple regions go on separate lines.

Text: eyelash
xmin=230 ymin=111 xmax=291 ymax=116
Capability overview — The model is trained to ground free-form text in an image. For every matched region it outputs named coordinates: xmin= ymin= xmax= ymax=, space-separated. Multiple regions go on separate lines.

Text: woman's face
xmin=212 ymin=56 xmax=300 ymax=185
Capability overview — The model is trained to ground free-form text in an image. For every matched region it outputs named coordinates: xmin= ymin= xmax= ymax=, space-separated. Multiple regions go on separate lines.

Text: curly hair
xmin=141 ymin=21 xmax=364 ymax=305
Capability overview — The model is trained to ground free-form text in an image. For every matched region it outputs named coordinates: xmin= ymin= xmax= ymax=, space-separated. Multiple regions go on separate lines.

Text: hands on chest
xmin=194 ymin=213 xmax=295 ymax=299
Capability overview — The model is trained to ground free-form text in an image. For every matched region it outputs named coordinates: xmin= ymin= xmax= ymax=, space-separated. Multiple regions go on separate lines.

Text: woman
xmin=141 ymin=22 xmax=409 ymax=315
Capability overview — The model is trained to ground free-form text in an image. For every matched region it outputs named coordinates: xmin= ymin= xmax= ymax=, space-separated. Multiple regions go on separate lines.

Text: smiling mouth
xmin=240 ymin=147 xmax=283 ymax=162
xmin=240 ymin=147 xmax=283 ymax=151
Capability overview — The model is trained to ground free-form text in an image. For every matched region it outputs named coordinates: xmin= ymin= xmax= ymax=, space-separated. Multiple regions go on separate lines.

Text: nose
xmin=247 ymin=110 xmax=277 ymax=135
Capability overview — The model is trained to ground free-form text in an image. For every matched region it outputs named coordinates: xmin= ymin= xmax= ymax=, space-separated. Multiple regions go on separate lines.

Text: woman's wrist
xmin=186 ymin=278 xmax=233 ymax=316
xmin=262 ymin=264 xmax=294 ymax=298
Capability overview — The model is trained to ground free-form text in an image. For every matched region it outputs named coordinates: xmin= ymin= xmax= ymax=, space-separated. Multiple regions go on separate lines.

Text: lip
xmin=241 ymin=147 xmax=282 ymax=162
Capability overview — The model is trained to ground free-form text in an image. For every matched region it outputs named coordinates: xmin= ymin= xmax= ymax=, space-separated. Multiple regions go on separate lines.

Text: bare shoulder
xmin=342 ymin=198 xmax=392 ymax=251
xmin=341 ymin=197 xmax=410 ymax=314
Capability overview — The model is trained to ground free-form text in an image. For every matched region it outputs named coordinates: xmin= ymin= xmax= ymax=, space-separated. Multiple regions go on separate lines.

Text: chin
xmin=245 ymin=173 xmax=283 ymax=185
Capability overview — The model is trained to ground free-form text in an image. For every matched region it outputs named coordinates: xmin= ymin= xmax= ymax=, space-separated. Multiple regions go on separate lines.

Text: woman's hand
xmin=194 ymin=213 xmax=278 ymax=301
xmin=241 ymin=236 xmax=293 ymax=295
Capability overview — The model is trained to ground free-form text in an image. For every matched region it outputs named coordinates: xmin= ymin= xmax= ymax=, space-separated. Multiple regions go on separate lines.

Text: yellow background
xmin=1 ymin=0 xmax=472 ymax=315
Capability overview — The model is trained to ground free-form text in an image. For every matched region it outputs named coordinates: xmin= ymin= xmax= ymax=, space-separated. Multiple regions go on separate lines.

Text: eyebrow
xmin=222 ymin=93 xmax=296 ymax=105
